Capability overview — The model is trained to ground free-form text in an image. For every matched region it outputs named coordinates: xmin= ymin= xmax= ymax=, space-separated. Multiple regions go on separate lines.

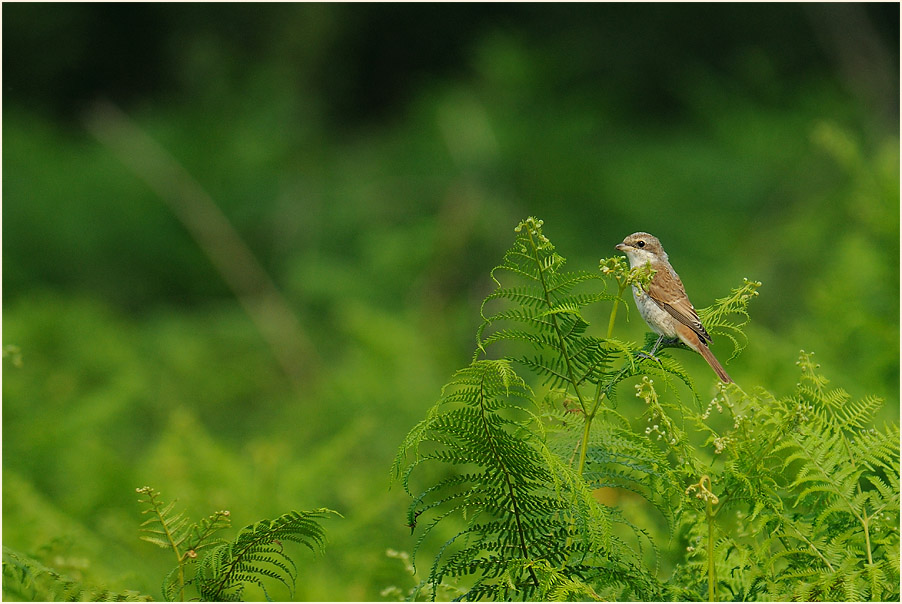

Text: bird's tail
xmin=697 ymin=344 xmax=733 ymax=384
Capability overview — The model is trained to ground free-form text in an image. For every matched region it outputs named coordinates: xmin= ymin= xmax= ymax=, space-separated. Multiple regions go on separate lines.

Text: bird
xmin=615 ymin=232 xmax=732 ymax=383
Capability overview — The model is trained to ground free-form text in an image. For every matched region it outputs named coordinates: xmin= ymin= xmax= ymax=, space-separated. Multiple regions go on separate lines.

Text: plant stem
xmin=705 ymin=482 xmax=716 ymax=602
xmin=525 ymin=227 xmax=596 ymax=479
xmin=574 ymin=280 xmax=629 ymax=476
xmin=145 ymin=490 xmax=186 ymax=601
xmin=840 ymin=431 xmax=875 ymax=566
xmin=607 ymin=281 xmax=628 ymax=340
xmin=576 ymin=414 xmax=593 ymax=476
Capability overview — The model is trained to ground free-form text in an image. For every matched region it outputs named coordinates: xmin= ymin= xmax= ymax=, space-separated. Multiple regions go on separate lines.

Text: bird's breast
xmin=632 ymin=286 xmax=678 ymax=337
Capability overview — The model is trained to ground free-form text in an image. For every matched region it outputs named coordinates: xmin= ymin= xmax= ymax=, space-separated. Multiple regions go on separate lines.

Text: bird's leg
xmin=637 ymin=334 xmax=666 ymax=361
xmin=649 ymin=334 xmax=665 ymax=356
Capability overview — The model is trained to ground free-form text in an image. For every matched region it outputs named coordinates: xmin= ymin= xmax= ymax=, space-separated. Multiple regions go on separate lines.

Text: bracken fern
xmin=136 ymin=487 xmax=338 ymax=601
xmin=1 ymin=546 xmax=152 ymax=602
xmin=665 ymin=351 xmax=899 ymax=601
xmin=394 ymin=359 xmax=659 ymax=600
xmin=395 ymin=217 xmax=898 ymax=602
xmin=196 ymin=510 xmax=337 ymax=601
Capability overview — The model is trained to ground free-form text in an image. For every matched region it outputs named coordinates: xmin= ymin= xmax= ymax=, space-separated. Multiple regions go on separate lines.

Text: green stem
xmin=862 ymin=514 xmax=874 ymax=566
xmin=703 ymin=477 xmax=716 ymax=602
xmin=576 ymin=282 xmax=629 ymax=476
xmin=607 ymin=281 xmax=628 ymax=340
xmin=576 ymin=414 xmax=593 ymax=476
xmin=146 ymin=490 xmax=186 ymax=601
xmin=839 ymin=431 xmax=875 ymax=566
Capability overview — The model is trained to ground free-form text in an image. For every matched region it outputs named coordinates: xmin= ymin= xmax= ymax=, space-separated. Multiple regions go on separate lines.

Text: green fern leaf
xmin=196 ymin=509 xmax=339 ymax=601
xmin=2 ymin=546 xmax=152 ymax=602
xmin=696 ymin=277 xmax=761 ymax=361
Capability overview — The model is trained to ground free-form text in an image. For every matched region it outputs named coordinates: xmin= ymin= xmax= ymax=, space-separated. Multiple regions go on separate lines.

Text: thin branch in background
xmin=83 ymin=99 xmax=318 ymax=389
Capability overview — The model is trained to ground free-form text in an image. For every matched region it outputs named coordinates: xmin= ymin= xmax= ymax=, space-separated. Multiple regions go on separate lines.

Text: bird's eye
xmin=636 ymin=240 xmax=645 ymax=248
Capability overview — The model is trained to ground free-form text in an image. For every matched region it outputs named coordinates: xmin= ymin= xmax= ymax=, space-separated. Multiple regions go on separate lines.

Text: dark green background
xmin=3 ymin=4 xmax=899 ymax=600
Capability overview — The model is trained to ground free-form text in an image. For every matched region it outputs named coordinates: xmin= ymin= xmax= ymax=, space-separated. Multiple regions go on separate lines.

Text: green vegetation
xmin=3 ymin=488 xmax=337 ymax=602
xmin=135 ymin=487 xmax=337 ymax=601
xmin=394 ymin=218 xmax=898 ymax=600
xmin=3 ymin=4 xmax=898 ymax=601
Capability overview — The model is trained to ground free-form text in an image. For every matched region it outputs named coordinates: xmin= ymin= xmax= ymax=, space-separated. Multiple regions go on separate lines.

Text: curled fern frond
xmin=697 ymin=277 xmax=761 ymax=361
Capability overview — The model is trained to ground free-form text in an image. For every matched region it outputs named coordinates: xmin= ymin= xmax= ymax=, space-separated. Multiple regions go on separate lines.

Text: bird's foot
xmin=638 ymin=334 xmax=666 ymax=362
xmin=636 ymin=350 xmax=660 ymax=362
xmin=637 ymin=335 xmax=682 ymax=363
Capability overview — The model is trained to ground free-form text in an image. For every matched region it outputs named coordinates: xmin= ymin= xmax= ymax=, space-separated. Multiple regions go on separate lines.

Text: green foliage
xmin=396 ymin=218 xmax=899 ymax=601
xmin=195 ymin=511 xmax=336 ymax=601
xmin=768 ymin=353 xmax=899 ymax=601
xmin=394 ymin=358 xmax=658 ymax=600
xmin=380 ymin=549 xmax=465 ymax=602
xmin=2 ymin=546 xmax=152 ymax=602
xmin=395 ymin=218 xmax=690 ymax=599
xmin=137 ymin=487 xmax=232 ymax=556
xmin=136 ymin=487 xmax=339 ymax=601
xmin=2 ymin=7 xmax=897 ymax=600
xmin=697 ymin=278 xmax=761 ymax=362
xmin=664 ymin=351 xmax=900 ymax=602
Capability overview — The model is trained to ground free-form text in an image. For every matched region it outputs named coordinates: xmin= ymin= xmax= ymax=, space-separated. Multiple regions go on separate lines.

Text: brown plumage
xmin=616 ymin=232 xmax=732 ymax=383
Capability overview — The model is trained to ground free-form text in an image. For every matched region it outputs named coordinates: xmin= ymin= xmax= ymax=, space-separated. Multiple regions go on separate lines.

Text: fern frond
xmin=2 ymin=546 xmax=152 ymax=602
xmin=136 ymin=486 xmax=236 ymax=600
xmin=696 ymin=277 xmax=761 ymax=361
xmin=530 ymin=560 xmax=604 ymax=601
xmin=136 ymin=486 xmax=194 ymax=553
xmin=185 ymin=509 xmax=233 ymax=554
xmin=197 ymin=509 xmax=339 ymax=601
xmin=395 ymin=218 xmax=899 ymax=602
xmin=733 ymin=358 xmax=902 ymax=602
xmin=476 ymin=219 xmax=614 ymax=398
xmin=136 ymin=487 xmax=338 ymax=601
xmin=835 ymin=395 xmax=885 ymax=431
xmin=397 ymin=357 xmax=658 ymax=600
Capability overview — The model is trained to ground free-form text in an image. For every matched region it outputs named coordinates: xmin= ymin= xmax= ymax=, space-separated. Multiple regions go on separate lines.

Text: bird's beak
xmin=615 ymin=243 xmax=628 ymax=251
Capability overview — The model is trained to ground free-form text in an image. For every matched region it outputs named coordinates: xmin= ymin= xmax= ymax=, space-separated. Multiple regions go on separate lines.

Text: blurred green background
xmin=3 ymin=3 xmax=899 ymax=601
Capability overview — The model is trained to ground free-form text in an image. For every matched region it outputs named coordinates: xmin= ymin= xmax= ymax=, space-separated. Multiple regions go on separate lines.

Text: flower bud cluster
xmin=740 ymin=277 xmax=762 ymax=296
xmin=794 ymin=401 xmax=814 ymax=423
xmin=644 ymin=422 xmax=676 ymax=445
xmin=795 ymin=349 xmax=819 ymax=370
xmin=870 ymin=512 xmax=897 ymax=535
xmin=636 ymin=377 xmax=678 ymax=446
xmin=514 ymin=217 xmax=551 ymax=247
xmin=795 ymin=349 xmax=830 ymax=390
xmin=712 ymin=435 xmax=733 ymax=454
xmin=701 ymin=384 xmax=734 ymax=420
xmin=599 ymin=256 xmax=627 ymax=278
xmin=635 ymin=376 xmax=656 ymax=406
xmin=628 ymin=262 xmax=657 ymax=291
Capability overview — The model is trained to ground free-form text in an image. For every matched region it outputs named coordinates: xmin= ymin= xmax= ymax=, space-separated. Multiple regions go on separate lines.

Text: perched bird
xmin=615 ymin=232 xmax=732 ymax=383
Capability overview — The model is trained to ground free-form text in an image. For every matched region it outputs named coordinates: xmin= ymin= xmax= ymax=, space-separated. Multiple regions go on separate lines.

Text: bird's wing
xmin=646 ymin=266 xmax=712 ymax=345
